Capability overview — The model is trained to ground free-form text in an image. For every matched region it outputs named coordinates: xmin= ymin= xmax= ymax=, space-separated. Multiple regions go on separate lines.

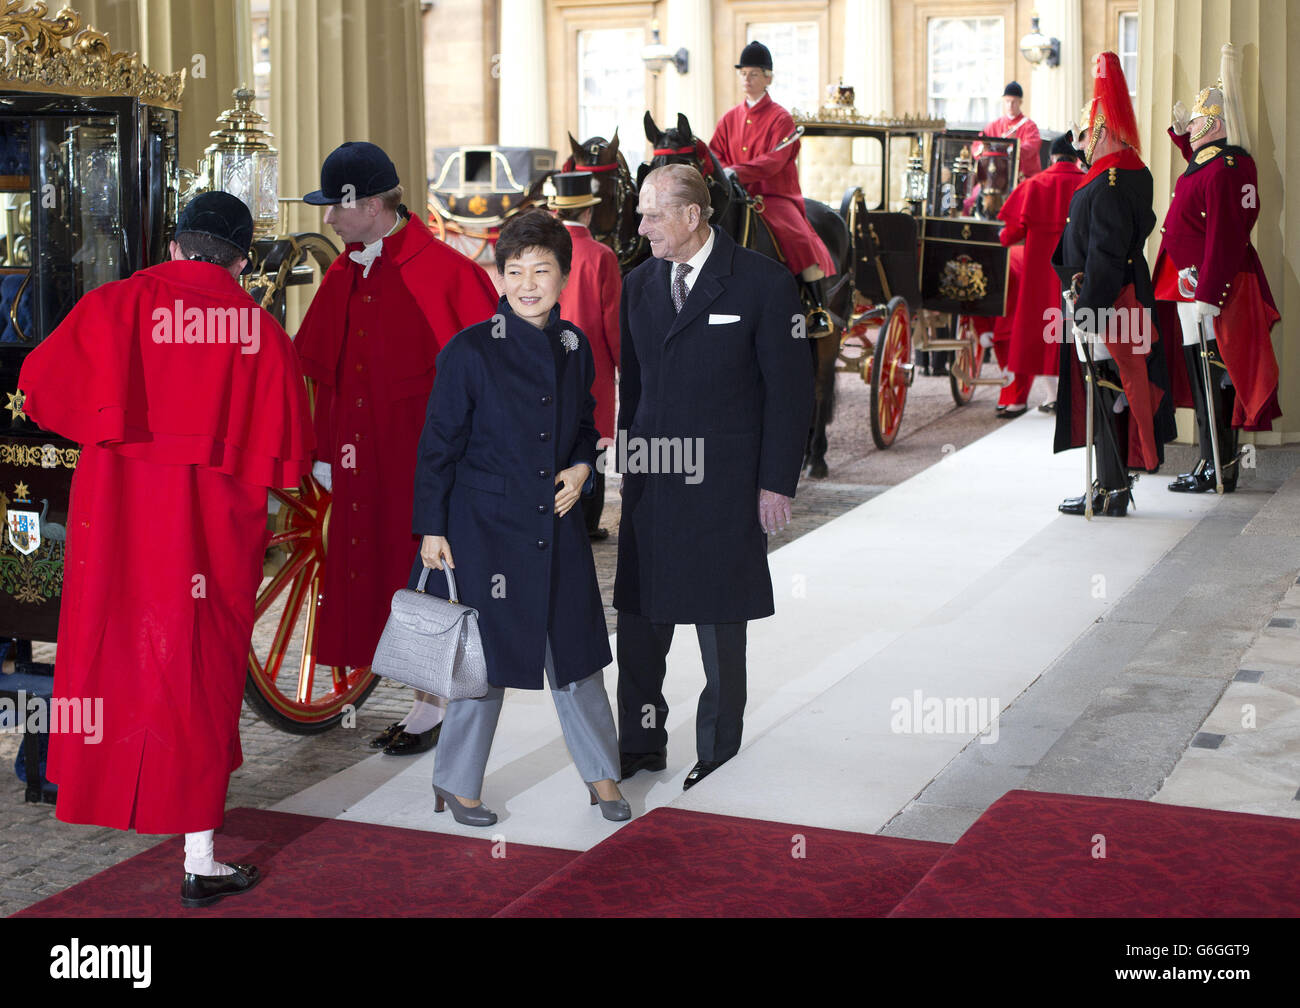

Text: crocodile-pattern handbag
xmin=371 ymin=566 xmax=488 ymax=700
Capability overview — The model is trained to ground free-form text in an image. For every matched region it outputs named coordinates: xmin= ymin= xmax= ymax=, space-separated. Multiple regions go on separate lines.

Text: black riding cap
xmin=1003 ymin=81 xmax=1024 ymax=98
xmin=175 ymin=191 xmax=254 ymax=255
xmin=736 ymin=41 xmax=773 ymax=70
xmin=304 ymin=141 xmax=400 ymax=205
xmin=1050 ymin=131 xmax=1079 ymax=160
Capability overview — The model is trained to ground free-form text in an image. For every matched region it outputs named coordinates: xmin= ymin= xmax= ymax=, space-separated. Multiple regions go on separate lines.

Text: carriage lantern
xmin=904 ymin=141 xmax=928 ymax=216
xmin=197 ymin=86 xmax=279 ymax=238
xmin=948 ymin=146 xmax=973 ymax=216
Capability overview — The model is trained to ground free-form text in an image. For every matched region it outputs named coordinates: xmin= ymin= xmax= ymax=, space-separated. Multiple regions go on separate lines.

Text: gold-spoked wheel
xmin=869 ymin=296 xmax=912 ymax=449
xmin=949 ymin=313 xmax=985 ymax=405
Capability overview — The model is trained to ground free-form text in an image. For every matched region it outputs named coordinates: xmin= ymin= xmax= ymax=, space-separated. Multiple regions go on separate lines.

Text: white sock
xmin=184 ymin=829 xmax=234 ymax=877
xmin=402 ymin=695 xmax=447 ymax=734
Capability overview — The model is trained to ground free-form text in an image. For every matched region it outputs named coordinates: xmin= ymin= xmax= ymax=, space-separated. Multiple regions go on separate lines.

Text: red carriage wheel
xmin=869 ymin=296 xmax=912 ymax=449
xmin=244 ymin=475 xmax=379 ymax=734
xmin=949 ymin=313 xmax=985 ymax=405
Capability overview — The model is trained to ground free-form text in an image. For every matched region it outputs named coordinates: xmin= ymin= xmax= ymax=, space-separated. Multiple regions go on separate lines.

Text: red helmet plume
xmin=1085 ymin=51 xmax=1141 ymax=154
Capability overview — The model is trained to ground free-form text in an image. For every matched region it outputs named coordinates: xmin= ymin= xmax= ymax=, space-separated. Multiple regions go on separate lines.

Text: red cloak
xmin=558 ymin=222 xmax=620 ymax=441
xmin=709 ymin=93 xmax=836 ymax=276
xmin=295 ymin=214 xmax=498 ymax=667
xmin=17 ymin=260 xmax=314 ymax=833
xmin=983 ymin=114 xmax=1043 ymax=179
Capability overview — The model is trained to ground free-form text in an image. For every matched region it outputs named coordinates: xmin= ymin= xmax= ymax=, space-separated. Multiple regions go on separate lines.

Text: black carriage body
xmin=0 ymin=89 xmax=179 ymax=643
xmin=918 ymin=129 xmax=1018 ymax=317
xmin=429 ymin=146 xmax=555 ymax=225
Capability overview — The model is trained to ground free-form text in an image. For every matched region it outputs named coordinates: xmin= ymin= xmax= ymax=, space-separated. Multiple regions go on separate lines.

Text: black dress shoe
xmin=619 ymin=749 xmax=667 ymax=779
xmin=997 ymin=405 xmax=1027 ymax=419
xmin=382 ymin=723 xmax=441 ymax=756
xmin=1037 ymin=401 xmax=1056 ymax=414
xmin=1168 ymin=460 xmax=1236 ymax=494
xmin=180 ymin=863 xmax=261 ymax=908
xmin=1059 ymin=481 xmax=1133 ymax=517
xmin=368 ymin=721 xmax=405 ymax=750
xmin=995 ymin=405 xmax=1007 ymax=415
xmin=682 ymin=760 xmax=723 ymax=791
xmin=588 ymin=527 xmax=610 ymax=541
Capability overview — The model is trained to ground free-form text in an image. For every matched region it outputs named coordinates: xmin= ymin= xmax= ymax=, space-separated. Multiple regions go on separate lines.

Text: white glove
xmin=312 ymin=460 xmax=333 ymax=492
xmin=1171 ymin=101 xmax=1190 ymax=136
xmin=1195 ymin=300 xmax=1221 ymax=321
xmin=723 ymin=166 xmax=738 ymax=180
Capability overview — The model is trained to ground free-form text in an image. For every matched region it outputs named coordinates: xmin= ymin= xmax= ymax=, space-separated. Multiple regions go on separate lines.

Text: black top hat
xmin=1050 ymin=131 xmax=1079 ymax=160
xmin=548 ymin=172 xmax=602 ymax=211
xmin=303 ymin=141 xmax=400 ymax=205
xmin=175 ymin=191 xmax=254 ymax=255
xmin=736 ymin=41 xmax=773 ymax=70
xmin=1003 ymin=81 xmax=1024 ymax=98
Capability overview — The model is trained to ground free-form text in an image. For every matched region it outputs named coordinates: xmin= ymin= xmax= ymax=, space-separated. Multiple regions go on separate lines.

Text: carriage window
xmin=747 ymin=22 xmax=820 ymax=115
xmin=927 ymin=16 xmax=1003 ymax=128
xmin=577 ymin=28 xmax=647 ymax=170
xmin=1118 ymin=12 xmax=1139 ymax=99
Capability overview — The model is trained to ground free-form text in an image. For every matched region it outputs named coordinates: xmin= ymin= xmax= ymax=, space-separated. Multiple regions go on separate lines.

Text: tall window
xmin=747 ymin=22 xmax=820 ymax=114
xmin=578 ymin=28 xmax=647 ymax=169
xmin=251 ymin=0 xmax=270 ymax=123
xmin=928 ymin=16 xmax=1003 ymax=127
xmin=1118 ymin=11 xmax=1139 ymax=99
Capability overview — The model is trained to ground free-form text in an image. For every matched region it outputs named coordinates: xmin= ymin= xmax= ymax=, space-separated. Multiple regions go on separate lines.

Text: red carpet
xmin=13 ymin=807 xmax=578 ymax=918
xmin=890 ymin=790 xmax=1300 ymax=917
xmin=495 ymin=807 xmax=950 ymax=917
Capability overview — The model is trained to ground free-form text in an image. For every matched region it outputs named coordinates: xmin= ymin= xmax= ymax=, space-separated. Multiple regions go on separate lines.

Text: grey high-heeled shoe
xmin=587 ymin=782 xmax=632 ymax=822
xmin=434 ymin=785 xmax=498 ymax=827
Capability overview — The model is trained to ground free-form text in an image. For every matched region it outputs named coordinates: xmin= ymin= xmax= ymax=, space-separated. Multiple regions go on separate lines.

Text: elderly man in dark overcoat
xmin=615 ymin=163 xmax=813 ymax=790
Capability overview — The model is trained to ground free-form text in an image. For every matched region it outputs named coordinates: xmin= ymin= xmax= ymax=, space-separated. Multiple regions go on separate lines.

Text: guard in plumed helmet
xmin=296 ymin=141 xmax=499 ymax=755
xmin=1153 ymin=43 xmax=1281 ymax=494
xmin=1051 ymin=52 xmax=1177 ymax=517
xmin=708 ymin=40 xmax=836 ymax=331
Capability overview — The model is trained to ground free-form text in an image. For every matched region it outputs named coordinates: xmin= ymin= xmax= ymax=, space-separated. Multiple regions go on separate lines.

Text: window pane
xmin=928 ymin=17 xmax=1004 ymax=128
xmin=578 ymin=28 xmax=647 ymax=169
xmin=747 ymin=22 xmax=820 ymax=114
xmin=1118 ymin=12 xmax=1139 ymax=99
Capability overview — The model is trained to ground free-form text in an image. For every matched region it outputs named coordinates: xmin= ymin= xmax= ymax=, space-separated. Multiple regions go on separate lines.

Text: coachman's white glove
xmin=312 ymin=460 xmax=333 ymax=492
xmin=1195 ymin=300 xmax=1221 ymax=321
xmin=1171 ymin=101 xmax=1190 ymax=136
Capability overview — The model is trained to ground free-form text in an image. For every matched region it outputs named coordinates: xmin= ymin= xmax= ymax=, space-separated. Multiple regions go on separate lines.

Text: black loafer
xmin=1037 ymin=401 xmax=1056 ymax=414
xmin=383 ymin=723 xmax=441 ymax=756
xmin=588 ymin=527 xmax=611 ymax=541
xmin=682 ymin=760 xmax=723 ymax=791
xmin=181 ymin=863 xmax=261 ymax=908
xmin=368 ymin=721 xmax=405 ymax=750
xmin=997 ymin=405 xmax=1027 ymax=419
xmin=619 ymin=749 xmax=667 ymax=779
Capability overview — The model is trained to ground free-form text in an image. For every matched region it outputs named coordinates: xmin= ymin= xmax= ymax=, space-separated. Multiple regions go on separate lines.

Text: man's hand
xmin=312 ymin=460 xmax=332 ymax=492
xmin=758 ymin=489 xmax=793 ymax=535
xmin=421 ymin=534 xmax=454 ymax=571
xmin=554 ymin=464 xmax=591 ymax=517
xmin=1171 ymin=101 xmax=1190 ymax=136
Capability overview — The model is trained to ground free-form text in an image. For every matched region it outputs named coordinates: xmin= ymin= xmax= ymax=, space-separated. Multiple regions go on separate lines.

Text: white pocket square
xmin=708 ymin=313 xmax=741 ymax=325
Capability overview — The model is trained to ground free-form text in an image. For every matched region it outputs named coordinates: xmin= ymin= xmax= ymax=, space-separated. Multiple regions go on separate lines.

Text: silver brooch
xmin=560 ymin=329 xmax=579 ymax=353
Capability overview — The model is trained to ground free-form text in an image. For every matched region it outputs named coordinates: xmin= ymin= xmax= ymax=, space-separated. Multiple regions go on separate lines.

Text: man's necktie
xmin=672 ymin=262 xmax=693 ymax=313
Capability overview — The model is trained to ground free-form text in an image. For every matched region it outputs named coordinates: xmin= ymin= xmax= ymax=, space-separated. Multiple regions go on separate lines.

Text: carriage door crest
xmin=7 ymin=484 xmax=40 ymax=556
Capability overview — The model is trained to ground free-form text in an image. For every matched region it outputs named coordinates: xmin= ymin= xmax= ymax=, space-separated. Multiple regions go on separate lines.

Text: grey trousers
xmin=432 ymin=639 xmax=620 ymax=801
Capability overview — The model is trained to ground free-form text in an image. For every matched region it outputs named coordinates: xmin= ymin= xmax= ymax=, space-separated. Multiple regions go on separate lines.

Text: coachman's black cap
xmin=736 ymin=41 xmax=773 ymax=70
xmin=175 ymin=191 xmax=254 ymax=255
xmin=1003 ymin=81 xmax=1024 ymax=98
xmin=303 ymin=141 xmax=400 ymax=205
xmin=1050 ymin=131 xmax=1079 ymax=160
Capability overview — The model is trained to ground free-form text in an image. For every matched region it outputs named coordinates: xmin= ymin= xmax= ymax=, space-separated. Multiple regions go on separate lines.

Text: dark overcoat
xmin=409 ymin=298 xmax=610 ymax=690
xmin=613 ymin=226 xmax=813 ymax=624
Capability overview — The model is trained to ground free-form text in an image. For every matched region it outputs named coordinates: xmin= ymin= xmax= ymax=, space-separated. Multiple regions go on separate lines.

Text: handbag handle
xmin=416 ymin=564 xmax=459 ymax=603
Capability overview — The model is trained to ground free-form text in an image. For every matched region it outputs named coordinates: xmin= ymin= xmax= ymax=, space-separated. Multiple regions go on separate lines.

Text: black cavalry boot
xmin=799 ymin=279 xmax=833 ymax=338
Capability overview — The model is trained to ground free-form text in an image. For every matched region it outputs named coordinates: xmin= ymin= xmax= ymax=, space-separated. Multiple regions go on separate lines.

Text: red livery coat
xmin=1153 ymin=129 xmax=1281 ymax=431
xmin=295 ymin=215 xmax=498 ymax=667
xmin=558 ymin=221 xmax=620 ymax=440
xmin=995 ymin=160 xmax=1085 ymax=376
xmin=18 ymin=260 xmax=314 ymax=833
xmin=984 ymin=114 xmax=1043 ymax=179
xmin=709 ymin=93 xmax=836 ymax=276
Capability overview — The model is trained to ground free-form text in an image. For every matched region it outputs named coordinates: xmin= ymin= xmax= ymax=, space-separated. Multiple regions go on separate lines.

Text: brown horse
xmin=563 ymin=130 xmax=646 ymax=273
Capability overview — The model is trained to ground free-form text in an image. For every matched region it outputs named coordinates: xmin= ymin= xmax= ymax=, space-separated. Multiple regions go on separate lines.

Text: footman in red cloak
xmin=18 ymin=193 xmax=313 ymax=907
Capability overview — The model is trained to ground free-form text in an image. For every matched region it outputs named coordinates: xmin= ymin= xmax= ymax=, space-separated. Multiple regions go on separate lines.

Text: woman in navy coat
xmin=411 ymin=209 xmax=628 ymax=825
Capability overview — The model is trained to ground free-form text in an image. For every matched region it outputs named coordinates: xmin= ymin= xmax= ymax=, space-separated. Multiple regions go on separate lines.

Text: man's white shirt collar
xmin=349 ymin=215 xmax=401 ymax=278
xmin=674 ymin=228 xmax=715 ymax=295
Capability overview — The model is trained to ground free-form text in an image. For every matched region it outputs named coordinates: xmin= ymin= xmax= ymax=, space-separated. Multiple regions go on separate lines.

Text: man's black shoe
xmin=1168 ymin=459 xmax=1236 ymax=494
xmin=383 ymin=723 xmax=440 ymax=756
xmin=997 ymin=405 xmax=1027 ymax=419
xmin=682 ymin=760 xmax=723 ymax=791
xmin=588 ymin=527 xmax=610 ymax=541
xmin=368 ymin=721 xmax=404 ymax=750
xmin=619 ymin=749 xmax=667 ymax=779
xmin=180 ymin=863 xmax=261 ymax=908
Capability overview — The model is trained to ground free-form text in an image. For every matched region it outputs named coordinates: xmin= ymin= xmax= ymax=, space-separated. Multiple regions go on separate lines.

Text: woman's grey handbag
xmin=371 ymin=566 xmax=488 ymax=700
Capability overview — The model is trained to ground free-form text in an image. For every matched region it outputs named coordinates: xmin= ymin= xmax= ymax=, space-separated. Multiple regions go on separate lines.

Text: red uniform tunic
xmin=995 ymin=160 xmax=1086 ymax=376
xmin=295 ymin=215 xmax=498 ymax=668
xmin=558 ymin=221 xmax=620 ymax=441
xmin=1152 ymin=129 xmax=1281 ymax=430
xmin=709 ymin=93 xmax=836 ymax=276
xmin=983 ymin=114 xmax=1043 ymax=179
xmin=17 ymin=260 xmax=314 ymax=833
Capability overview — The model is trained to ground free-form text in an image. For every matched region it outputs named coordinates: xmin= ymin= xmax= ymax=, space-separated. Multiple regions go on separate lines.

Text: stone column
xmin=842 ymin=0 xmax=891 ymax=117
xmin=497 ymin=0 xmax=548 ymax=147
xmin=1139 ymin=0 xmax=1298 ymax=443
xmin=664 ymin=0 xmax=714 ymax=139
xmin=1029 ymin=0 xmax=1083 ymax=133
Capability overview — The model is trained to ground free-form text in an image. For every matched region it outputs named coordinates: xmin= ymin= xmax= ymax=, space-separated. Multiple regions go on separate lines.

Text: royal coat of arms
xmin=8 ymin=508 xmax=40 ymax=556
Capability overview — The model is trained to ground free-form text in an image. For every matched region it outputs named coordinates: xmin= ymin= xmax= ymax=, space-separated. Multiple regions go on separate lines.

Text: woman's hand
xmin=554 ymin=464 xmax=591 ymax=517
xmin=421 ymin=534 xmax=454 ymax=570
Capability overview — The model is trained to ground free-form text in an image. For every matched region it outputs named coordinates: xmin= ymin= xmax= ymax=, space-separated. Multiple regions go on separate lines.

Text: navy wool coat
xmin=613 ymin=226 xmax=813 ymax=624
xmin=409 ymin=298 xmax=611 ymax=689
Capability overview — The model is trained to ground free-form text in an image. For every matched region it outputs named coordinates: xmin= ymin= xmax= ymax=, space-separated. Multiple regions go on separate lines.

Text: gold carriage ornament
xmin=792 ymin=81 xmax=945 ymax=129
xmin=190 ymin=86 xmax=280 ymax=238
xmin=937 ymin=254 xmax=988 ymax=303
